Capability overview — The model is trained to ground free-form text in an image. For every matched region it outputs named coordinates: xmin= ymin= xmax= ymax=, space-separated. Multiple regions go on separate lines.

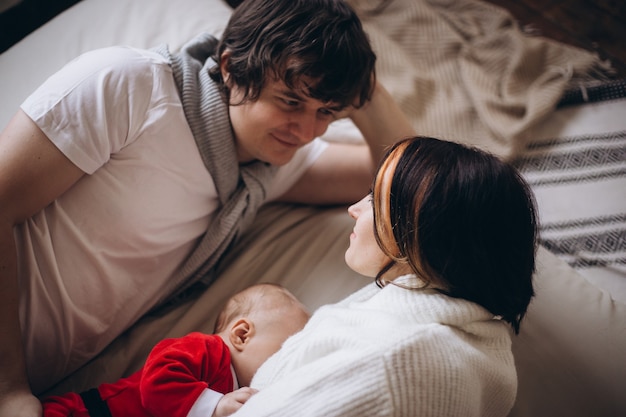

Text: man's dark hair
xmin=209 ymin=0 xmax=376 ymax=109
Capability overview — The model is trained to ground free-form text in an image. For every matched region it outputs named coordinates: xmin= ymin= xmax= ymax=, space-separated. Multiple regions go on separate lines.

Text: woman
xmin=232 ymin=136 xmax=538 ymax=417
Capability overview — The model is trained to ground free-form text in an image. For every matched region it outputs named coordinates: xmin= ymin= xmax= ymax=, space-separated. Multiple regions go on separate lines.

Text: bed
xmin=1 ymin=0 xmax=624 ymax=415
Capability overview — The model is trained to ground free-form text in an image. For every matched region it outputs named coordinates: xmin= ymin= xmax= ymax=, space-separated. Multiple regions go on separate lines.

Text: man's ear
xmin=229 ymin=318 xmax=254 ymax=352
xmin=219 ymin=49 xmax=232 ymax=86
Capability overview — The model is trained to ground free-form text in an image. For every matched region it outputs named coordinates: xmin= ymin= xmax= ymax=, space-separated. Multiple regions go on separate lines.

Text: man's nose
xmin=290 ymin=112 xmax=325 ymax=143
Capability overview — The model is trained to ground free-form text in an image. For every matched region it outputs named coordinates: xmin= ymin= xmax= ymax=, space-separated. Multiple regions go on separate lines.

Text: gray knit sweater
xmin=153 ymin=33 xmax=277 ymax=303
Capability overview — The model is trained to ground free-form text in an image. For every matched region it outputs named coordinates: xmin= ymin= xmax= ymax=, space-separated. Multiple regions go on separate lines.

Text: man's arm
xmin=279 ymin=83 xmax=415 ymax=205
xmin=0 ymin=110 xmax=84 ymax=417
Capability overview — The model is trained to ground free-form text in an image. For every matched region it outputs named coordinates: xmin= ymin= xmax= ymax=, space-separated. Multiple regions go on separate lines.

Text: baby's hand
xmin=212 ymin=387 xmax=258 ymax=417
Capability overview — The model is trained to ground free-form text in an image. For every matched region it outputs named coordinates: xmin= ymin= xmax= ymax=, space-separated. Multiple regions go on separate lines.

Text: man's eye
xmin=281 ymin=98 xmax=299 ymax=107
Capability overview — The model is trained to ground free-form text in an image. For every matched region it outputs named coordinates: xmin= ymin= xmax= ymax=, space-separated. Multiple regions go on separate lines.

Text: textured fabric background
xmin=349 ymin=0 xmax=612 ymax=159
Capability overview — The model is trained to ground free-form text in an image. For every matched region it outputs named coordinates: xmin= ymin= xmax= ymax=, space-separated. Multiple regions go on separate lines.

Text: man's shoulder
xmin=62 ymin=45 xmax=171 ymax=83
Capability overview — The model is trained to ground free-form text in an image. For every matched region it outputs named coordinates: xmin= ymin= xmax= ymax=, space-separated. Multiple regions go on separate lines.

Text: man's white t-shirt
xmin=18 ymin=46 xmax=327 ymax=393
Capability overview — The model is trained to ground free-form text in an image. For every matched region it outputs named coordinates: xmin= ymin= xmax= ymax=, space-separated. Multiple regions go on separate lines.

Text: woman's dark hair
xmin=373 ymin=137 xmax=538 ymax=334
xmin=208 ymin=0 xmax=376 ymax=109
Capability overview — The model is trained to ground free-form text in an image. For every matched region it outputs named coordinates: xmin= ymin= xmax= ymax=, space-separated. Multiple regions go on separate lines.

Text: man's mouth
xmin=271 ymin=133 xmax=299 ymax=148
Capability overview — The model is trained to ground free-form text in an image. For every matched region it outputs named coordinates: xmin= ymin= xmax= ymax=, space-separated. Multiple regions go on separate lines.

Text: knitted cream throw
xmin=348 ymin=0 xmax=612 ymax=160
xmin=153 ymin=33 xmax=277 ymax=302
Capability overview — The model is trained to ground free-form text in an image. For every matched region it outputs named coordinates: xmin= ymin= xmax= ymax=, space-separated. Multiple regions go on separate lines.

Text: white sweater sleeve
xmin=232 ymin=348 xmax=396 ymax=417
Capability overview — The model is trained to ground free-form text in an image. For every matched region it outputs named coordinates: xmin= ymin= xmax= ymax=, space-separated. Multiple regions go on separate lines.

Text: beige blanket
xmin=350 ymin=0 xmax=611 ymax=158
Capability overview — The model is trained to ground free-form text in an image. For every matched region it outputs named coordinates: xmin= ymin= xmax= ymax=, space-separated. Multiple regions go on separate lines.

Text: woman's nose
xmin=348 ymin=197 xmax=366 ymax=219
xmin=347 ymin=203 xmax=358 ymax=219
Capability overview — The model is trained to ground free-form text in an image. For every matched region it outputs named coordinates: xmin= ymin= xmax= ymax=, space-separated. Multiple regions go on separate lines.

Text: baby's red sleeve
xmin=139 ymin=332 xmax=233 ymax=417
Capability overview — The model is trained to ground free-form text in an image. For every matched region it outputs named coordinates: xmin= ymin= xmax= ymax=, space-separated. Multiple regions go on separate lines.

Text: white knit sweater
xmin=232 ymin=276 xmax=517 ymax=417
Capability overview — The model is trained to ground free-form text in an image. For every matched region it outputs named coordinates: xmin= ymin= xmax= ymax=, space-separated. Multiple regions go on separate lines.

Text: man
xmin=0 ymin=0 xmax=414 ymax=415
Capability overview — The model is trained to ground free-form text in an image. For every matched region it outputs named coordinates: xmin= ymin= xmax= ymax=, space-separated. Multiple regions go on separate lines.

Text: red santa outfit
xmin=42 ymin=332 xmax=237 ymax=417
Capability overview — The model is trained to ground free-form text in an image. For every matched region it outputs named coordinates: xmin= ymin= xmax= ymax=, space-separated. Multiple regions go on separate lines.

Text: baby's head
xmin=214 ymin=283 xmax=310 ymax=386
xmin=371 ymin=136 xmax=538 ymax=333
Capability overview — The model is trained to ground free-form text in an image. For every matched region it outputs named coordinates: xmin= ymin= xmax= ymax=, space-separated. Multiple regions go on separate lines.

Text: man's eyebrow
xmin=277 ymin=87 xmax=344 ymax=111
xmin=277 ymin=88 xmax=305 ymax=101
xmin=326 ymin=103 xmax=345 ymax=112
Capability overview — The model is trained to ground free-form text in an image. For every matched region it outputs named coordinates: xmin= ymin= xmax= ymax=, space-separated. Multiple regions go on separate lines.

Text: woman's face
xmin=344 ymin=194 xmax=392 ymax=277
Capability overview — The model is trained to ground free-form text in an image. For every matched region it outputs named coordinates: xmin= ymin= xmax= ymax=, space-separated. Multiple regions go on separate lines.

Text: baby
xmin=42 ymin=283 xmax=310 ymax=417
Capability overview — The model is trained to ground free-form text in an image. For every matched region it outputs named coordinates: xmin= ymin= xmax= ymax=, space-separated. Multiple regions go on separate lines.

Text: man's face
xmin=227 ymin=78 xmax=343 ymax=166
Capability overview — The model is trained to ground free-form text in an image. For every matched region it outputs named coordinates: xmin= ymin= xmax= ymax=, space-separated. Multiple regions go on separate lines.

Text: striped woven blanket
xmin=515 ymin=80 xmax=626 ymax=301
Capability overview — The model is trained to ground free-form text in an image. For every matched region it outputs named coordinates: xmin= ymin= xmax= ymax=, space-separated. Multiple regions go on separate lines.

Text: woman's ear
xmin=219 ymin=49 xmax=232 ymax=86
xmin=229 ymin=318 xmax=254 ymax=352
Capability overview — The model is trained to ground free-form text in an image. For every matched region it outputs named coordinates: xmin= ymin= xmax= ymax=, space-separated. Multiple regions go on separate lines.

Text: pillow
xmin=0 ymin=0 xmax=232 ymax=128
xmin=510 ymin=246 xmax=626 ymax=416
